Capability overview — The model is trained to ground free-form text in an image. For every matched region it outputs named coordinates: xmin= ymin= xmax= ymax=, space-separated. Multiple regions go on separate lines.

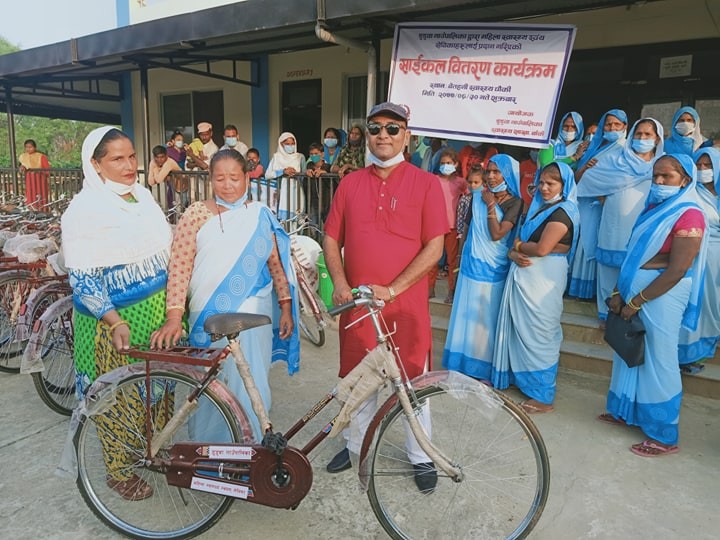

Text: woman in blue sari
xmin=552 ymin=111 xmax=586 ymax=164
xmin=443 ymin=155 xmax=524 ymax=379
xmin=577 ymin=118 xmax=664 ymax=320
xmin=152 ymin=149 xmax=300 ymax=441
xmin=569 ymin=109 xmax=628 ymax=299
xmin=678 ymin=148 xmax=720 ymax=371
xmin=602 ymin=154 xmax=707 ymax=456
xmin=491 ymin=162 xmax=579 ymax=414
xmin=664 ymin=106 xmax=710 ymax=156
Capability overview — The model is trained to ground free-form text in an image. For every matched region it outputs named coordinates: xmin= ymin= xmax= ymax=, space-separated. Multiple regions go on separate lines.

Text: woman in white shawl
xmin=62 ymin=126 xmax=173 ymax=501
xmin=678 ymin=147 xmax=720 ymax=372
xmin=576 ymin=118 xmax=664 ymax=320
xmin=265 ymin=131 xmax=307 ymax=220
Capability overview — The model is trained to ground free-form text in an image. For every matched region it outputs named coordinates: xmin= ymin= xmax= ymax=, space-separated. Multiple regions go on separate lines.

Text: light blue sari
xmin=678 ymin=148 xmax=720 ymax=363
xmin=577 ymin=118 xmax=665 ymax=319
xmin=570 ymin=110 xmax=629 ymax=298
xmin=607 ymin=154 xmax=708 ymax=445
xmin=492 ymin=162 xmax=579 ymax=404
xmin=188 ymin=203 xmax=300 ymax=441
xmin=664 ymin=106 xmax=708 ymax=157
xmin=552 ymin=112 xmax=584 ymax=159
xmin=443 ymin=155 xmax=521 ymax=379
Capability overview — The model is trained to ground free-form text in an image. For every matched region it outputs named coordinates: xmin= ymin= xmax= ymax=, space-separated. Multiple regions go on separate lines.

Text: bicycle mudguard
xmin=20 ymin=295 xmax=72 ymax=374
xmin=355 ymin=370 xmax=503 ymax=491
xmin=15 ymin=281 xmax=69 ymax=341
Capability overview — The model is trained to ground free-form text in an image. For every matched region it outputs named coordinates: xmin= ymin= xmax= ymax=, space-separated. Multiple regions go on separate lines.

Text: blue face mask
xmin=603 ymin=130 xmax=623 ymax=142
xmin=488 ymin=181 xmax=507 ymax=193
xmin=471 ymin=186 xmax=483 ymax=194
xmin=215 ymin=193 xmax=248 ymax=210
xmin=310 ymin=154 xmax=322 ymax=163
xmin=584 ymin=133 xmax=594 ymax=142
xmin=560 ymin=129 xmax=576 ymax=142
xmin=324 ymin=138 xmax=338 ymax=148
xmin=632 ymin=138 xmax=656 ymax=154
xmin=439 ymin=163 xmax=456 ymax=176
xmin=422 ymin=137 xmax=431 ymax=146
xmin=647 ymin=183 xmax=681 ymax=205
xmin=283 ymin=145 xmax=296 ymax=154
xmin=225 ymin=137 xmax=237 ymax=147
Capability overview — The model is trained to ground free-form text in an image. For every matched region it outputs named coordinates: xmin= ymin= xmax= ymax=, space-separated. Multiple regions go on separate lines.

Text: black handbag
xmin=603 ymin=308 xmax=646 ymax=368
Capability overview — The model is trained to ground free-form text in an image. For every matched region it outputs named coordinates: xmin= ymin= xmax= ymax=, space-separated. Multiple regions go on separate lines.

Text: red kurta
xmin=324 ymin=162 xmax=448 ymax=378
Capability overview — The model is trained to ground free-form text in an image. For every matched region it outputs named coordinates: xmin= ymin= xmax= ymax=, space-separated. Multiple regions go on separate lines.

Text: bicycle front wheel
xmin=0 ymin=272 xmax=31 ymax=373
xmin=75 ymin=369 xmax=243 ymax=540
xmin=297 ymin=278 xmax=325 ymax=347
xmin=30 ymin=299 xmax=76 ymax=415
xmin=366 ymin=385 xmax=550 ymax=540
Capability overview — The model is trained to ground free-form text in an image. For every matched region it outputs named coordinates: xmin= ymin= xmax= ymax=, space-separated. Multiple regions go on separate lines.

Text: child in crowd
xmin=306 ymin=142 xmax=331 ymax=177
xmin=428 ymin=148 xmax=468 ymax=303
xmin=456 ymin=167 xmax=484 ymax=265
xmin=246 ymin=148 xmax=264 ymax=179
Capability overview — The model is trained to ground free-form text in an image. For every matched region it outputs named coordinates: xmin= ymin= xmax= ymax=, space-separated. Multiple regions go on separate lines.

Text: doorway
xmin=281 ymin=79 xmax=322 ymax=157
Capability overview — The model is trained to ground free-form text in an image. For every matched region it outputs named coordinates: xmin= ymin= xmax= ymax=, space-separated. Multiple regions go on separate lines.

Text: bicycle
xmin=72 ymin=285 xmax=549 ymax=540
xmin=283 ymin=213 xmax=327 ymax=347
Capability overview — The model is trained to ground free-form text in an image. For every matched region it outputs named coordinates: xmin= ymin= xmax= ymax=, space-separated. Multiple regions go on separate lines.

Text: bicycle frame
xmin=119 ymin=288 xmax=462 ymax=508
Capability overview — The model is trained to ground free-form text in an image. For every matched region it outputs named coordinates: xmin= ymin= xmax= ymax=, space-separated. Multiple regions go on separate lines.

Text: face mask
xmin=488 ymin=181 xmax=507 ymax=193
xmin=697 ymin=169 xmax=714 ymax=184
xmin=675 ymin=121 xmax=695 ymax=136
xmin=439 ymin=163 xmax=456 ymax=176
xmin=283 ymin=145 xmax=296 ymax=154
xmin=544 ymin=193 xmax=562 ymax=204
xmin=215 ymin=193 xmax=248 ymax=210
xmin=422 ymin=137 xmax=431 ymax=146
xmin=324 ymin=138 xmax=338 ymax=148
xmin=310 ymin=154 xmax=322 ymax=164
xmin=647 ymin=183 xmax=681 ymax=205
xmin=225 ymin=137 xmax=237 ymax=147
xmin=560 ymin=130 xmax=576 ymax=142
xmin=529 ymin=150 xmax=539 ymax=162
xmin=632 ymin=139 xmax=656 ymax=154
xmin=367 ymin=151 xmax=406 ymax=169
xmin=105 ymin=178 xmax=136 ymax=196
xmin=470 ymin=186 xmax=483 ymax=194
xmin=174 ymin=140 xmax=184 ymax=149
xmin=603 ymin=130 xmax=623 ymax=142
xmin=349 ymin=137 xmax=361 ymax=147
xmin=584 ymin=133 xmax=594 ymax=142
xmin=247 ymin=159 xmax=257 ymax=170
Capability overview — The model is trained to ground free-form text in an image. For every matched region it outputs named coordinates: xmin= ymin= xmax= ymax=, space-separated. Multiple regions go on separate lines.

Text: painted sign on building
xmin=388 ymin=22 xmax=576 ymax=147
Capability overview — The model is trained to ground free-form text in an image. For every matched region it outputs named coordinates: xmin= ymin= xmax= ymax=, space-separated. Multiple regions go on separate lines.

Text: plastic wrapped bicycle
xmin=71 ymin=286 xmax=549 ymax=539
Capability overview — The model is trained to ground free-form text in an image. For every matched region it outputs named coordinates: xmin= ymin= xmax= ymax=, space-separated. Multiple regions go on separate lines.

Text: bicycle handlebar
xmin=327 ymin=299 xmax=357 ymax=317
xmin=327 ymin=286 xmax=384 ymax=317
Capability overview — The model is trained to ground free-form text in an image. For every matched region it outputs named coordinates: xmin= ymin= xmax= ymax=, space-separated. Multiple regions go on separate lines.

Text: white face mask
xmin=105 ymin=178 xmax=136 ymax=196
xmin=367 ymin=151 xmax=406 ymax=169
xmin=697 ymin=169 xmax=714 ymax=184
xmin=675 ymin=121 xmax=695 ymax=136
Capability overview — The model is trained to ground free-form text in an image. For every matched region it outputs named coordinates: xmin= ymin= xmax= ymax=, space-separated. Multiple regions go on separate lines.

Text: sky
xmin=1 ymin=0 xmax=117 ymax=50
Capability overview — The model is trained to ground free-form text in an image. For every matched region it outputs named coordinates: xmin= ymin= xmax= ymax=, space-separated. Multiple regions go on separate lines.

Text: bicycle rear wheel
xmin=0 ymin=272 xmax=31 ymax=373
xmin=30 ymin=299 xmax=76 ymax=415
xmin=75 ymin=369 xmax=243 ymax=540
xmin=366 ymin=385 xmax=550 ymax=540
xmin=296 ymin=276 xmax=325 ymax=347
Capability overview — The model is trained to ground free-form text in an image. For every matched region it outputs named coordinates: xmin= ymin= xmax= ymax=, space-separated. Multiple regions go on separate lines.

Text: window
xmin=345 ymin=72 xmax=389 ymax=129
xmin=640 ymin=101 xmax=681 ymax=135
xmin=161 ymin=90 xmax=224 ymax=147
xmin=696 ymin=99 xmax=720 ymax=139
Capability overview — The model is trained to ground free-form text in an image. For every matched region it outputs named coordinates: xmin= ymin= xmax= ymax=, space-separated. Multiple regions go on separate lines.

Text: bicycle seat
xmin=204 ymin=313 xmax=271 ymax=340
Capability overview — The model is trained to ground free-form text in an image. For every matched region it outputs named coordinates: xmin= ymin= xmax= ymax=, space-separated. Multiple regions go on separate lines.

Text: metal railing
xmin=1 ymin=168 xmax=340 ymax=231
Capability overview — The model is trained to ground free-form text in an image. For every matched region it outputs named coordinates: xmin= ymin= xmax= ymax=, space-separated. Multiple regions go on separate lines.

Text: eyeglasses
xmin=366 ymin=122 xmax=405 ymax=136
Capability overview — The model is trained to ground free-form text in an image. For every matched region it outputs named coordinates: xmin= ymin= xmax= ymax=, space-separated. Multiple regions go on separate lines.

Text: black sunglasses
xmin=367 ymin=122 xmax=405 ymax=136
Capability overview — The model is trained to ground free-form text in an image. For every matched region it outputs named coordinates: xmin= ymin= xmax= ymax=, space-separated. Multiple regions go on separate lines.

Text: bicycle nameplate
xmin=203 ymin=445 xmax=256 ymax=460
xmin=190 ymin=477 xmax=251 ymax=499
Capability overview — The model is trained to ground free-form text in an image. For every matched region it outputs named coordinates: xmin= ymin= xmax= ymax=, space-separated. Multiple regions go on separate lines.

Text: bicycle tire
xmin=0 ymin=271 xmax=32 ymax=373
xmin=366 ymin=385 xmax=550 ymax=540
xmin=75 ymin=368 xmax=244 ymax=540
xmin=30 ymin=298 xmax=76 ymax=415
xmin=296 ymin=274 xmax=325 ymax=347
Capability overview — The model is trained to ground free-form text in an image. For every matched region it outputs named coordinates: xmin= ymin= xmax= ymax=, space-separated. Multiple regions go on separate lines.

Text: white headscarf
xmin=62 ymin=126 xmax=172 ymax=270
xmin=269 ymin=131 xmax=305 ymax=171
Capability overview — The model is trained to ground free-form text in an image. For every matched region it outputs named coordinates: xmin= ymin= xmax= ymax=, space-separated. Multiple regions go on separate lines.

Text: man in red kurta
xmin=323 ymin=102 xmax=448 ymax=491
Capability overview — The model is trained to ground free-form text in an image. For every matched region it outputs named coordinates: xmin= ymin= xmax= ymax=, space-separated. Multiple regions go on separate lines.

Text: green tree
xmin=0 ymin=36 xmax=107 ymax=168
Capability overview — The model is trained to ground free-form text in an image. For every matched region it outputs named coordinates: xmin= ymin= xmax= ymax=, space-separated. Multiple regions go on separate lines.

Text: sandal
xmin=597 ymin=413 xmax=627 ymax=426
xmin=680 ymin=362 xmax=705 ymax=375
xmin=107 ymin=474 xmax=154 ymax=501
xmin=520 ymin=400 xmax=554 ymax=414
xmin=630 ymin=439 xmax=679 ymax=458
xmin=443 ymin=294 xmax=453 ymax=304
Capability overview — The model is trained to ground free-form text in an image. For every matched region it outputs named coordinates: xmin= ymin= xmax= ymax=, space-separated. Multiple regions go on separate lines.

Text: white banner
xmin=388 ymin=22 xmax=576 ymax=148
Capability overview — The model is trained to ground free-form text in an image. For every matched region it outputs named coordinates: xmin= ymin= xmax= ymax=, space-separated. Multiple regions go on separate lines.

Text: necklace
xmin=215 ymin=201 xmax=225 ymax=233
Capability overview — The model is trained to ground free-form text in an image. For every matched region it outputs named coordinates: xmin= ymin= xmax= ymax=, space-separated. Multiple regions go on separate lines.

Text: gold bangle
xmin=278 ymin=298 xmax=292 ymax=306
xmin=108 ymin=320 xmax=130 ymax=333
xmin=611 ymin=291 xmax=620 ymax=297
xmin=639 ymin=290 xmax=650 ymax=303
xmin=387 ymin=285 xmax=396 ymax=303
xmin=626 ymin=299 xmax=641 ymax=311
xmin=514 ymin=239 xmax=522 ymax=252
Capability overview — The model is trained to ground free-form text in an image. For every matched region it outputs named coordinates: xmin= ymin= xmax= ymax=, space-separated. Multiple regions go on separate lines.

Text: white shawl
xmin=62 ymin=126 xmax=172 ymax=270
